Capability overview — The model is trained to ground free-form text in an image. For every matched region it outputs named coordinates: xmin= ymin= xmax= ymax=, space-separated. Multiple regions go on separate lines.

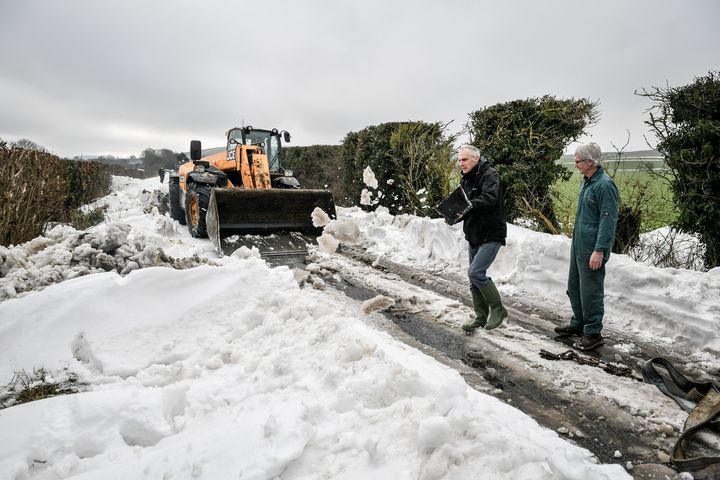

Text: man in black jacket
xmin=457 ymin=145 xmax=508 ymax=332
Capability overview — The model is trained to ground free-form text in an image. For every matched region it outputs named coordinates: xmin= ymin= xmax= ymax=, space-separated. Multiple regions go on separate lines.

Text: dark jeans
xmin=468 ymin=242 xmax=502 ymax=292
xmin=567 ymin=245 xmax=606 ymax=335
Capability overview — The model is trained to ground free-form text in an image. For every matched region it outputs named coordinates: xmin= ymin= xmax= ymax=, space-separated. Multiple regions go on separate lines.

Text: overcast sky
xmin=1 ymin=0 xmax=718 ymax=158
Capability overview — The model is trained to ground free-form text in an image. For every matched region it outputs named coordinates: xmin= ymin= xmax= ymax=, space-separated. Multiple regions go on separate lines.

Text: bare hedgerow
xmin=0 ymin=142 xmax=112 ymax=247
xmin=629 ymin=228 xmax=705 ymax=271
xmin=70 ymin=206 xmax=109 ymax=230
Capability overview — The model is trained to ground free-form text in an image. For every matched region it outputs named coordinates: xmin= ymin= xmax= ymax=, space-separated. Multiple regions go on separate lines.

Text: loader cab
xmin=227 ymin=127 xmax=288 ymax=173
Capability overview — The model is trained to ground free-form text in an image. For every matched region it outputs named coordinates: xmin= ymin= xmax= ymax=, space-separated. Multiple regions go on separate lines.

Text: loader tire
xmin=185 ymin=183 xmax=211 ymax=238
xmin=169 ymin=178 xmax=186 ymax=225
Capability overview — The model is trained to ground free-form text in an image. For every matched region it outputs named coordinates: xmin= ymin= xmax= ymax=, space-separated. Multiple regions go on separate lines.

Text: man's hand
xmin=589 ymin=251 xmax=604 ymax=270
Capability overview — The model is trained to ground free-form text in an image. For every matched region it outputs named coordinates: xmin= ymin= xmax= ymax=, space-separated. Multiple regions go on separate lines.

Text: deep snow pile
xmin=0 ymin=176 xmax=633 ymax=479
xmin=0 ymin=222 xmax=213 ymax=301
xmin=0 ymin=255 xmax=627 ymax=479
xmin=0 ymin=178 xmax=216 ymax=301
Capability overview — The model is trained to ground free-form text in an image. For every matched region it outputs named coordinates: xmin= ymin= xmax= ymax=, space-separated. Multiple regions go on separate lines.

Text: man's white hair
xmin=575 ymin=142 xmax=602 ymax=166
xmin=458 ymin=144 xmax=481 ymax=158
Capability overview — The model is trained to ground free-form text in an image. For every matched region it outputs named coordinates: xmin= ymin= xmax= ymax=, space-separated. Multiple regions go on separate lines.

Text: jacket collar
xmin=584 ymin=165 xmax=604 ymax=183
xmin=462 ymin=159 xmax=488 ymax=179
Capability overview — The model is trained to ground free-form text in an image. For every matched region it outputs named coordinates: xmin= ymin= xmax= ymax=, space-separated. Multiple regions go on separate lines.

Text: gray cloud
xmin=1 ymin=0 xmax=718 ymax=157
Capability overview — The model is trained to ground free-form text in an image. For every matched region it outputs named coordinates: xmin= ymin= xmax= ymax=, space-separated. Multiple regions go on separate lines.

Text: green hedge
xmin=341 ymin=122 xmax=456 ymax=215
xmin=282 ymin=145 xmax=346 ymax=204
xmin=467 ymin=96 xmax=598 ymax=232
xmin=640 ymin=70 xmax=720 ymax=269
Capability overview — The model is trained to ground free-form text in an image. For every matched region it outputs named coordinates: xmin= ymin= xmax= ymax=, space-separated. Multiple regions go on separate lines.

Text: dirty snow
xmin=336 ymin=206 xmax=720 ymax=357
xmin=0 ymin=175 xmax=717 ymax=479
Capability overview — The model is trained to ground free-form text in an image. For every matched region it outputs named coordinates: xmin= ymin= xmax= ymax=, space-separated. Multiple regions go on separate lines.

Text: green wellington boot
xmin=462 ymin=290 xmax=489 ymax=332
xmin=481 ymin=279 xmax=508 ymax=330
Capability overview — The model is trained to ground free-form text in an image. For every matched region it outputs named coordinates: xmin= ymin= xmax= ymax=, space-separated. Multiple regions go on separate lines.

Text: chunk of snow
xmin=317 ymin=233 xmax=340 ymax=253
xmin=311 ymin=207 xmax=332 ymax=228
xmin=361 ymin=295 xmax=395 ymax=314
xmin=323 ymin=219 xmax=361 ymax=244
xmin=231 ymin=246 xmax=261 ymax=259
xmin=360 ymin=188 xmax=373 ymax=206
xmin=363 ymin=166 xmax=378 ymax=189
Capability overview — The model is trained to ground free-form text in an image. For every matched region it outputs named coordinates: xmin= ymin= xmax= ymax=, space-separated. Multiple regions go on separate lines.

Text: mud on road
xmin=305 ymin=246 xmax=717 ymax=480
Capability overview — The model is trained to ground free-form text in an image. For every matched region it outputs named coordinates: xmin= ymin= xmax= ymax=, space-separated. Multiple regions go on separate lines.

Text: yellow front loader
xmin=168 ymin=126 xmax=335 ymax=257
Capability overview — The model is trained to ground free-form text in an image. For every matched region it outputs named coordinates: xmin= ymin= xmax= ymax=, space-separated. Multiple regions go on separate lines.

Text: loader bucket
xmin=206 ymin=188 xmax=336 ymax=257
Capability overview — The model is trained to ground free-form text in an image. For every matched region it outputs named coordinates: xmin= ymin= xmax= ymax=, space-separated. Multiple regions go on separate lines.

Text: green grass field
xmin=553 ymin=167 xmax=677 ymax=233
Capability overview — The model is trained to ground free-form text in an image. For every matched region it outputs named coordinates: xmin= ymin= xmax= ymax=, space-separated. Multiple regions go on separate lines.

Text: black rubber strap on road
xmin=642 ymin=357 xmax=713 ymax=412
xmin=672 ymin=388 xmax=720 ymax=479
xmin=642 ymin=357 xmax=720 ymax=479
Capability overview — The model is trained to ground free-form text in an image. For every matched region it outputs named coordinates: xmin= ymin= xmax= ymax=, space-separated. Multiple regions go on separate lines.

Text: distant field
xmin=553 ymin=168 xmax=677 ymax=233
xmin=558 ymin=153 xmax=667 ymax=174
xmin=560 ymin=159 xmax=667 ymax=172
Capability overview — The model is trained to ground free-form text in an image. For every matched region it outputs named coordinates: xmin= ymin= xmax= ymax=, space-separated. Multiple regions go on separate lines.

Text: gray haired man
xmin=457 ymin=145 xmax=509 ymax=333
xmin=555 ymin=142 xmax=619 ymax=350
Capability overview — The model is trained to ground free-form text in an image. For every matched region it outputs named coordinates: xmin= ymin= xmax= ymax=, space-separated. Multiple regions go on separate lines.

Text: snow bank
xmin=0 ymin=252 xmax=627 ymax=479
xmin=342 ymin=207 xmax=720 ymax=354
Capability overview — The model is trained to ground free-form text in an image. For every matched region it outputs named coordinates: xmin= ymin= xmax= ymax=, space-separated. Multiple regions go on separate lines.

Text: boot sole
xmin=554 ymin=330 xmax=583 ymax=338
xmin=573 ymin=339 xmax=605 ymax=351
xmin=462 ymin=324 xmax=486 ymax=331
xmin=462 ymin=325 xmax=486 ymax=334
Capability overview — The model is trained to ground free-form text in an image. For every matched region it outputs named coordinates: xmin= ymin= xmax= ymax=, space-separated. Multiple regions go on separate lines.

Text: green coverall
xmin=568 ymin=166 xmax=619 ymax=335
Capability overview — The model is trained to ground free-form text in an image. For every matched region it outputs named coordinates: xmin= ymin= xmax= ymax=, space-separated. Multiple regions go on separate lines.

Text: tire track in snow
xmin=307 ymin=246 xmax=705 ymax=478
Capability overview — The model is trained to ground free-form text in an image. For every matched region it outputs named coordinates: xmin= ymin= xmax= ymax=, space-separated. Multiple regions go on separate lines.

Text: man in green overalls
xmin=555 ymin=142 xmax=619 ymax=350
